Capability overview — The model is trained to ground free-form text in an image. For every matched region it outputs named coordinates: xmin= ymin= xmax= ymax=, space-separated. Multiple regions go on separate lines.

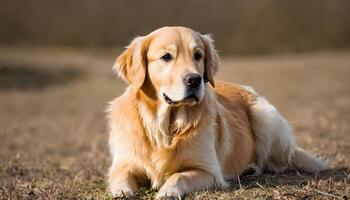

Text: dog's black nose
xmin=184 ymin=73 xmax=202 ymax=89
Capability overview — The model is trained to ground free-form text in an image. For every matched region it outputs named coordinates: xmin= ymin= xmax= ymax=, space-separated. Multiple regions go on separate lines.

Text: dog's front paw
xmin=111 ymin=186 xmax=135 ymax=199
xmin=155 ymin=185 xmax=183 ymax=200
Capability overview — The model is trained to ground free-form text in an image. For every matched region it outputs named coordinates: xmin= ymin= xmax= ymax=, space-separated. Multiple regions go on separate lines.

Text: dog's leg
xmin=108 ymin=164 xmax=139 ymax=198
xmin=250 ymin=96 xmax=327 ymax=173
xmin=250 ymin=96 xmax=297 ymax=172
xmin=155 ymin=169 xmax=222 ymax=199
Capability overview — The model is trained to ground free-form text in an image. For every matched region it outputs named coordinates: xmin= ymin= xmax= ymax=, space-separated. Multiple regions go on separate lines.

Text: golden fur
xmin=107 ymin=27 xmax=327 ymax=199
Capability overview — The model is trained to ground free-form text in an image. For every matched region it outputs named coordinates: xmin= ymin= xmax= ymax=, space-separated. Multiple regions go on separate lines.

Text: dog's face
xmin=114 ymin=27 xmax=219 ymax=106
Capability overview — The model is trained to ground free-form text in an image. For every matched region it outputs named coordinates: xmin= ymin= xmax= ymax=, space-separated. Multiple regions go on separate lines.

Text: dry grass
xmin=0 ymin=47 xmax=349 ymax=199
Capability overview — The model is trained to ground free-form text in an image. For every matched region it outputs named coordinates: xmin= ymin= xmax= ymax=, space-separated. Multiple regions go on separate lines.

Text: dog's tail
xmin=291 ymin=147 xmax=328 ymax=173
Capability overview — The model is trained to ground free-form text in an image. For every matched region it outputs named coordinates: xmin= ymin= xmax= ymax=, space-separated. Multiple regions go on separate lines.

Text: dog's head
xmin=114 ymin=27 xmax=219 ymax=107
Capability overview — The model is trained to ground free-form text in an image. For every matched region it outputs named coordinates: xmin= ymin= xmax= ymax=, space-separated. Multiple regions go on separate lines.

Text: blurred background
xmin=1 ymin=0 xmax=350 ymax=54
xmin=1 ymin=0 xmax=349 ymax=199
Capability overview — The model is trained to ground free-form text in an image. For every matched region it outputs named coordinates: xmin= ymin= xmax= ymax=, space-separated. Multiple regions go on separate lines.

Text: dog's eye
xmin=194 ymin=51 xmax=202 ymax=61
xmin=160 ymin=53 xmax=173 ymax=62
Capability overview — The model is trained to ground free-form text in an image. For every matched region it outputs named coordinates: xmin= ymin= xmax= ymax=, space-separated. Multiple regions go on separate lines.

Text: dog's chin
xmin=163 ymin=93 xmax=199 ymax=107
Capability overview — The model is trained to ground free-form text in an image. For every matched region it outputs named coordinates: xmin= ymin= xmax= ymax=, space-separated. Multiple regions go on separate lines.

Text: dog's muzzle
xmin=163 ymin=73 xmax=202 ymax=105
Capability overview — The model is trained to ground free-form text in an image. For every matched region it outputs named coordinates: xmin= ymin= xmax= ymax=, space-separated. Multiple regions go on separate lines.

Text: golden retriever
xmin=107 ymin=26 xmax=327 ymax=199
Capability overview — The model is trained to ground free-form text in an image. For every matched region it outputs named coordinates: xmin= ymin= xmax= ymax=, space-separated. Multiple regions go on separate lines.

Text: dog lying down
xmin=107 ymin=26 xmax=327 ymax=199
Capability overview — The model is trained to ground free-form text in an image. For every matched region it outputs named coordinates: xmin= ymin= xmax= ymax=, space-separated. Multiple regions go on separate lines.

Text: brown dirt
xmin=0 ymin=47 xmax=349 ymax=199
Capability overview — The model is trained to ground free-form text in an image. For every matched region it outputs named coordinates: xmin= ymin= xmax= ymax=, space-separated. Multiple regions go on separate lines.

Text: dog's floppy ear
xmin=200 ymin=34 xmax=219 ymax=88
xmin=113 ymin=36 xmax=149 ymax=90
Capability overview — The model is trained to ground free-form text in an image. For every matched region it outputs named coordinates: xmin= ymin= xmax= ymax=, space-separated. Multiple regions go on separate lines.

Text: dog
xmin=107 ymin=26 xmax=327 ymax=199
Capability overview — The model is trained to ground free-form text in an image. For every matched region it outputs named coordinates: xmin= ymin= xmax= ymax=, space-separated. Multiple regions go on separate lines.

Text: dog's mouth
xmin=163 ymin=92 xmax=199 ymax=106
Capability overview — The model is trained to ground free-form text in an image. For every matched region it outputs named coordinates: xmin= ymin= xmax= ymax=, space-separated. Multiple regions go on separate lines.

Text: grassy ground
xmin=0 ymin=47 xmax=349 ymax=199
